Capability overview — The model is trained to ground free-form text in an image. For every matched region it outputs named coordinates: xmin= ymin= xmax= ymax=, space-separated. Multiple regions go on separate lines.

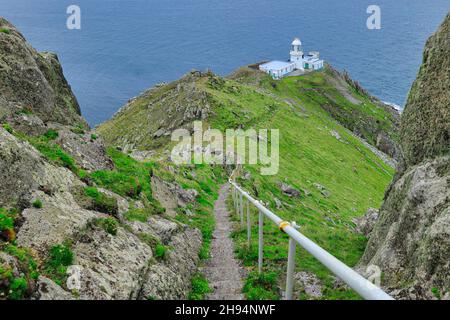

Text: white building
xmin=260 ymin=38 xmax=324 ymax=79
xmin=259 ymin=60 xmax=296 ymax=80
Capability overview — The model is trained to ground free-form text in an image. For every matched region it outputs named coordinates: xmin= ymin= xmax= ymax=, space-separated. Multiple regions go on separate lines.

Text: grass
xmin=12 ymin=129 xmax=80 ymax=175
xmin=0 ymin=28 xmax=11 ymax=34
xmin=205 ymin=70 xmax=394 ymax=299
xmin=92 ymin=217 xmax=119 ymax=236
xmin=2 ymin=123 xmax=13 ymax=134
xmin=188 ymin=273 xmax=212 ymax=300
xmin=84 ymin=186 xmax=118 ymax=214
xmin=96 ymin=68 xmax=395 ymax=300
xmin=243 ymin=272 xmax=279 ymax=300
xmin=43 ymin=129 xmax=59 ymax=140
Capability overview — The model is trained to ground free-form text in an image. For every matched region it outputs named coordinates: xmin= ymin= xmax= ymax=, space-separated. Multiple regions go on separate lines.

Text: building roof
xmin=260 ymin=60 xmax=294 ymax=70
xmin=292 ymin=38 xmax=302 ymax=46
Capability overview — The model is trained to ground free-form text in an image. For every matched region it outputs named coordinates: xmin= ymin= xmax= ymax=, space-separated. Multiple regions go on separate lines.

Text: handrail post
xmin=286 ymin=237 xmax=296 ymax=300
xmin=240 ymin=193 xmax=244 ymax=227
xmin=258 ymin=209 xmax=264 ymax=274
xmin=236 ymin=190 xmax=240 ymax=218
xmin=231 ymin=185 xmax=235 ymax=209
xmin=246 ymin=199 xmax=251 ymax=246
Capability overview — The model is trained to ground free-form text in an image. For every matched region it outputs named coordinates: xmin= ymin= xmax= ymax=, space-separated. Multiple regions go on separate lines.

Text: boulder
xmin=34 ymin=276 xmax=74 ymax=300
xmin=279 ymin=182 xmax=301 ymax=197
xmin=139 ymin=228 xmax=202 ymax=300
xmin=73 ymin=226 xmax=153 ymax=300
xmin=294 ymin=272 xmax=323 ymax=298
xmin=353 ymin=208 xmax=379 ymax=237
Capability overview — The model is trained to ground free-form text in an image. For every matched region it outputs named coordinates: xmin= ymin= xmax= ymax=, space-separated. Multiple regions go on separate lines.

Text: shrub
xmin=155 ymin=243 xmax=167 ymax=260
xmin=90 ymin=134 xmax=98 ymax=140
xmin=94 ymin=217 xmax=118 ymax=236
xmin=154 ymin=244 xmax=167 ymax=261
xmin=32 ymin=199 xmax=43 ymax=209
xmin=8 ymin=277 xmax=28 ymax=300
xmin=0 ymin=28 xmax=11 ymax=34
xmin=44 ymin=243 xmax=74 ymax=286
xmin=0 ymin=208 xmax=14 ymax=231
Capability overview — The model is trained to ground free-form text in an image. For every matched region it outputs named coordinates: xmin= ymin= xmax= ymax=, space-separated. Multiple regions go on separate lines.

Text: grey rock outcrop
xmin=353 ymin=208 xmax=379 ymax=238
xmin=0 ymin=18 xmax=86 ymax=130
xmin=279 ymin=182 xmax=301 ymax=197
xmin=294 ymin=272 xmax=323 ymax=299
xmin=0 ymin=19 xmax=204 ymax=301
xmin=359 ymin=13 xmax=450 ymax=299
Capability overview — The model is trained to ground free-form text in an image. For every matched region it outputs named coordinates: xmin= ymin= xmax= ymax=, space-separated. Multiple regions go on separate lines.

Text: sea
xmin=1 ymin=0 xmax=449 ymax=126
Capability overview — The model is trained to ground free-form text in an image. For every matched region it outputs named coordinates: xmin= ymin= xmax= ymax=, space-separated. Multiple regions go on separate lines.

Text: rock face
xmin=0 ymin=19 xmax=203 ymax=300
xmin=353 ymin=208 xmax=379 ymax=238
xmin=359 ymin=13 xmax=450 ymax=300
xmin=0 ymin=18 xmax=86 ymax=129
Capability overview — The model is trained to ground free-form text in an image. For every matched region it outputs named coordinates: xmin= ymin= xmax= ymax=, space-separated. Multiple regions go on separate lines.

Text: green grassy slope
xmin=97 ymin=66 xmax=396 ymax=299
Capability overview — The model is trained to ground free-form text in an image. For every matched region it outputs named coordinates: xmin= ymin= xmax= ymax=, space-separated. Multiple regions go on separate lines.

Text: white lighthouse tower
xmin=290 ymin=38 xmax=304 ymax=70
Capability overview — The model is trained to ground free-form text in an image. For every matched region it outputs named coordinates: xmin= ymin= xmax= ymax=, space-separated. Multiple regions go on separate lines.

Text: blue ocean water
xmin=1 ymin=0 xmax=449 ymax=126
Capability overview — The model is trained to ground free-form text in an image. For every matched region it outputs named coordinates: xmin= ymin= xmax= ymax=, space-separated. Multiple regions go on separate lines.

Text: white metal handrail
xmin=229 ymin=178 xmax=394 ymax=300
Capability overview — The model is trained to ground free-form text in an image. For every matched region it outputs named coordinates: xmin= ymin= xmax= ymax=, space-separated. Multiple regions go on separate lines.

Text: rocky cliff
xmin=0 ymin=18 xmax=206 ymax=300
xmin=360 ymin=13 xmax=450 ymax=300
xmin=0 ymin=18 xmax=86 ymax=131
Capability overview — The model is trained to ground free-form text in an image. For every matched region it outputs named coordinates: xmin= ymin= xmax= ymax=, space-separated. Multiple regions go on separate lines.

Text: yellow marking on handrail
xmin=278 ymin=221 xmax=290 ymax=232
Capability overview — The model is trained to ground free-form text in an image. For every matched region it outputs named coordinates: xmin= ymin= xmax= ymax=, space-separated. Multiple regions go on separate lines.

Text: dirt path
xmin=204 ymin=183 xmax=245 ymax=300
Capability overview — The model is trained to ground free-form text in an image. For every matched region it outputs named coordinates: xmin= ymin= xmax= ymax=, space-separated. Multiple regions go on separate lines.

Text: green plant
xmin=138 ymin=233 xmax=159 ymax=248
xmin=2 ymin=123 xmax=13 ymax=134
xmin=431 ymin=287 xmax=441 ymax=300
xmin=0 ymin=208 xmax=14 ymax=231
xmin=32 ymin=199 xmax=43 ymax=209
xmin=154 ymin=244 xmax=167 ymax=261
xmin=90 ymin=148 xmax=150 ymax=200
xmin=43 ymin=129 xmax=59 ymax=140
xmin=188 ymin=273 xmax=212 ymax=300
xmin=15 ymin=107 xmax=33 ymax=115
xmin=71 ymin=124 xmax=85 ymax=135
xmin=44 ymin=243 xmax=74 ymax=286
xmin=84 ymin=187 xmax=118 ymax=214
xmin=94 ymin=217 xmax=118 ymax=236
xmin=243 ymin=272 xmax=279 ymax=300
xmin=1 ymin=244 xmax=39 ymax=299
xmin=0 ymin=28 xmax=11 ymax=34
xmin=8 ymin=277 xmax=28 ymax=300
xmin=90 ymin=134 xmax=98 ymax=140
xmin=0 ymin=208 xmax=16 ymax=241
xmin=16 ymin=132 xmax=79 ymax=174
